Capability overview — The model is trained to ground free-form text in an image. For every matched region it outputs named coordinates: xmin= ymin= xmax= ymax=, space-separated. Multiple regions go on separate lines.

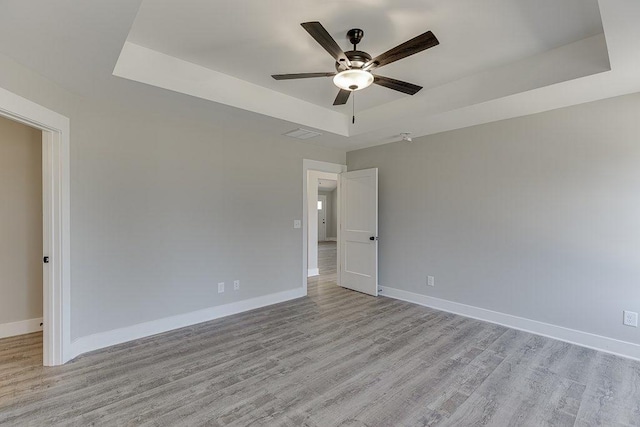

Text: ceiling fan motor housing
xmin=336 ymin=50 xmax=372 ymax=71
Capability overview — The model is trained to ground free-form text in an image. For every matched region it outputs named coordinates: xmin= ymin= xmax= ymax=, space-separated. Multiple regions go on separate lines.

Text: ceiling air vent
xmin=284 ymin=128 xmax=322 ymax=140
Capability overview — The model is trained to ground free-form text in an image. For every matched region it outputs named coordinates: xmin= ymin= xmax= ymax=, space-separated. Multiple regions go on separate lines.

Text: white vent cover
xmin=284 ymin=128 xmax=322 ymax=140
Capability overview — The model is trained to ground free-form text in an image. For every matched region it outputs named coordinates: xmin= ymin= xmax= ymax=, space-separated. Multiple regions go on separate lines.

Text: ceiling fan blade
xmin=301 ymin=22 xmax=351 ymax=67
xmin=333 ymin=89 xmax=351 ymax=105
xmin=272 ymin=72 xmax=336 ymax=80
xmin=373 ymin=75 xmax=422 ymax=95
xmin=364 ymin=31 xmax=439 ymax=70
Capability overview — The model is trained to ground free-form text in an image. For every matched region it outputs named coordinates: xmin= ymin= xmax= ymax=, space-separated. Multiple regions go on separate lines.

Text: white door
xmin=318 ymin=195 xmax=327 ymax=242
xmin=339 ymin=168 xmax=378 ymax=296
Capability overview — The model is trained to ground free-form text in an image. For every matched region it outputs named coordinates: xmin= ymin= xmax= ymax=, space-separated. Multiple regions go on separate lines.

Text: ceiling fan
xmin=272 ymin=22 xmax=439 ymax=106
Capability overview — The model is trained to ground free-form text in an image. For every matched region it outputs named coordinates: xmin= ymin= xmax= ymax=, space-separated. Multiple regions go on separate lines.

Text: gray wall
xmin=0 ymin=52 xmax=345 ymax=340
xmin=348 ymin=92 xmax=640 ymax=345
xmin=0 ymin=115 xmax=42 ymax=325
xmin=318 ymin=189 xmax=337 ymax=239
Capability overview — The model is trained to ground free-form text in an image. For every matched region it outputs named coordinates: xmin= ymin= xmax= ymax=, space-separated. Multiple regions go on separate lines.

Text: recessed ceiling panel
xmin=127 ymin=0 xmax=603 ymax=112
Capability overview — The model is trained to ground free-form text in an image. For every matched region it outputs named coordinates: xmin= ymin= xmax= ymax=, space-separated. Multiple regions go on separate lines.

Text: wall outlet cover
xmin=218 ymin=282 xmax=225 ymax=293
xmin=294 ymin=220 xmax=301 ymax=229
xmin=427 ymin=276 xmax=435 ymax=287
xmin=233 ymin=280 xmax=240 ymax=290
xmin=623 ymin=311 xmax=638 ymax=327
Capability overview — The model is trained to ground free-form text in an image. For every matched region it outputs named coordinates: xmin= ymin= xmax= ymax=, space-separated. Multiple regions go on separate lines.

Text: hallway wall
xmin=0 ymin=115 xmax=43 ymax=336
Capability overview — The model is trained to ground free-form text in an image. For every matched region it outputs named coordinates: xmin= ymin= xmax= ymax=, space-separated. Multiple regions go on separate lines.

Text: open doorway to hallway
xmin=302 ymin=159 xmax=346 ymax=295
xmin=307 ymin=171 xmax=338 ymax=280
xmin=0 ymin=114 xmax=44 ymax=359
xmin=317 ymin=177 xmax=337 ymax=279
xmin=0 ymin=85 xmax=71 ymax=366
xmin=308 ymin=174 xmax=338 ymax=296
xmin=303 ymin=160 xmax=378 ymax=298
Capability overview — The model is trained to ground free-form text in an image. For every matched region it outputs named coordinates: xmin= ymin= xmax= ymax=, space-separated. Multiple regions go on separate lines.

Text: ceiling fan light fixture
xmin=333 ymin=69 xmax=373 ymax=91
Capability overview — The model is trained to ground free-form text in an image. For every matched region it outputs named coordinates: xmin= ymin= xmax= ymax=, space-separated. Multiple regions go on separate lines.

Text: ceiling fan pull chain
xmin=352 ymin=91 xmax=356 ymax=124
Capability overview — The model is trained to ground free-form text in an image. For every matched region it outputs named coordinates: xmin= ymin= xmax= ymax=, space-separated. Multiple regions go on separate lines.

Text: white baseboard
xmin=326 ymin=237 xmax=337 ymax=242
xmin=307 ymin=268 xmax=319 ymax=277
xmin=0 ymin=318 xmax=43 ymax=339
xmin=379 ymin=286 xmax=640 ymax=362
xmin=70 ymin=287 xmax=305 ymax=360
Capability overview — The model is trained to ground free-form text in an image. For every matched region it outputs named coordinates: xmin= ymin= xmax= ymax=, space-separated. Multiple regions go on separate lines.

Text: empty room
xmin=1 ymin=1 xmax=640 ymax=425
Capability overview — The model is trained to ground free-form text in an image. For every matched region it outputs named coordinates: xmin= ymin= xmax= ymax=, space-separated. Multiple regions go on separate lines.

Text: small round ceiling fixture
xmin=333 ymin=69 xmax=374 ymax=91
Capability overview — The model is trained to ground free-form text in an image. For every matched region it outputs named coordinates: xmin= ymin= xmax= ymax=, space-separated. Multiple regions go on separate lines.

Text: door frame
xmin=302 ymin=159 xmax=346 ymax=295
xmin=0 ymin=86 xmax=71 ymax=366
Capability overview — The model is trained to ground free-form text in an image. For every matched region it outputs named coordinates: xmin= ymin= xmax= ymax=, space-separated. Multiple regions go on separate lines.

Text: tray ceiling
xmin=0 ymin=1 xmax=639 ymax=150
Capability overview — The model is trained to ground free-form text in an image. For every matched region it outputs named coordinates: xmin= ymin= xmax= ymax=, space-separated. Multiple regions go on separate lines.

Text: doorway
xmin=0 ymin=116 xmax=43 ymax=346
xmin=307 ymin=171 xmax=338 ymax=278
xmin=302 ymin=160 xmax=346 ymax=295
xmin=317 ymin=177 xmax=338 ymax=243
xmin=0 ymin=86 xmax=71 ymax=366
xmin=302 ymin=160 xmax=379 ymax=297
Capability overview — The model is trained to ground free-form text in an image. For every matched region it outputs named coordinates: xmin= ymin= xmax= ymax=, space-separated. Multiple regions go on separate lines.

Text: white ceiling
xmin=0 ymin=1 xmax=639 ymax=151
xmin=127 ymin=0 xmax=603 ymax=112
xmin=318 ymin=179 xmax=338 ymax=192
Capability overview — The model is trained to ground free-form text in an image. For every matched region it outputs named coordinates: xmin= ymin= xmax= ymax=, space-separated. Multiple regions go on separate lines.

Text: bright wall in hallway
xmin=0 ymin=115 xmax=42 ymax=327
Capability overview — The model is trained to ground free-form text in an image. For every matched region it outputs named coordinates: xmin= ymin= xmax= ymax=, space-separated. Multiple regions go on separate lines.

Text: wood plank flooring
xmin=1 ymin=241 xmax=640 ymax=426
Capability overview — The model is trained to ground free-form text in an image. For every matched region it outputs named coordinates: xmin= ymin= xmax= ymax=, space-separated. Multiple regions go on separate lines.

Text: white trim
xmin=114 ymin=42 xmax=349 ymax=137
xmin=307 ymin=268 xmax=319 ymax=277
xmin=0 ymin=318 xmax=43 ymax=339
xmin=380 ymin=285 xmax=640 ymax=362
xmin=0 ymin=86 xmax=71 ymax=366
xmin=70 ymin=287 xmax=305 ymax=359
xmin=302 ymin=160 xmax=346 ymax=295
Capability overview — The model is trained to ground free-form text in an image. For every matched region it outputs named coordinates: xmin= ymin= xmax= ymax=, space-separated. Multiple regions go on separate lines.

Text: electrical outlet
xmin=218 ymin=282 xmax=225 ymax=293
xmin=623 ymin=311 xmax=638 ymax=327
xmin=427 ymin=276 xmax=435 ymax=287
xmin=233 ymin=280 xmax=240 ymax=290
xmin=293 ymin=220 xmax=301 ymax=229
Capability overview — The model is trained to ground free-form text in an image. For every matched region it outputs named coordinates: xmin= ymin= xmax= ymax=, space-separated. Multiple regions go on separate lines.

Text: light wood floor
xmin=2 ymin=241 xmax=640 ymax=426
